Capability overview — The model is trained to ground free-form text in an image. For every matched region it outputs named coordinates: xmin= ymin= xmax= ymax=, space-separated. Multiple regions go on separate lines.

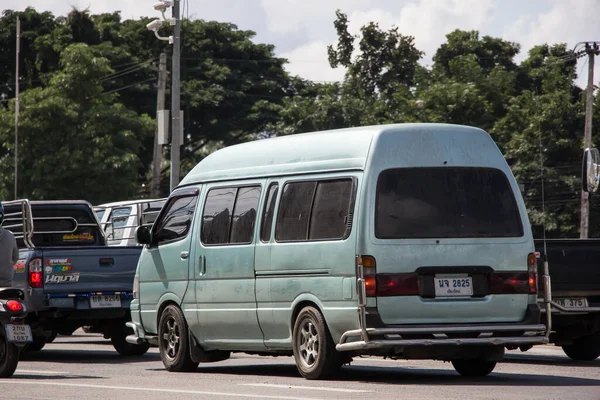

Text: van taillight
xmin=133 ymin=275 xmax=140 ymax=299
xmin=528 ymin=252 xmax=538 ymax=294
xmin=28 ymin=258 xmax=43 ymax=288
xmin=377 ymin=273 xmax=420 ymax=296
xmin=356 ymin=256 xmax=377 ymax=297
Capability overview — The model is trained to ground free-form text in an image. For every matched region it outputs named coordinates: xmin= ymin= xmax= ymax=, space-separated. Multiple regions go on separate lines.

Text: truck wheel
xmin=562 ymin=336 xmax=600 ymax=361
xmin=292 ymin=306 xmax=341 ymax=380
xmin=451 ymin=359 xmax=497 ymax=377
xmin=0 ymin=328 xmax=19 ymax=378
xmin=111 ymin=335 xmax=150 ymax=356
xmin=23 ymin=334 xmax=46 ymax=352
xmin=158 ymin=305 xmax=199 ymax=372
xmin=46 ymin=331 xmax=57 ymax=343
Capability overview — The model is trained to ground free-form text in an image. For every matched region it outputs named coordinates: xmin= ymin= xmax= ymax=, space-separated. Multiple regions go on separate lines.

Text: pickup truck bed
xmin=4 ymin=200 xmax=147 ymax=356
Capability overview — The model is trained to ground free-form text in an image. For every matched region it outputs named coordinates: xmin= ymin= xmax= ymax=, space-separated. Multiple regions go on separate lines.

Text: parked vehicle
xmin=0 ymin=288 xmax=29 ymax=378
xmin=528 ymin=148 xmax=600 ymax=361
xmin=95 ymin=199 xmax=166 ymax=246
xmin=126 ymin=123 xmax=549 ymax=379
xmin=2 ymin=200 xmax=148 ymax=356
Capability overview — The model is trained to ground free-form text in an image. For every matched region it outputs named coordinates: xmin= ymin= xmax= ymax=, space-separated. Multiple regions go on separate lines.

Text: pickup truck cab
xmin=95 ymin=199 xmax=166 ymax=246
xmin=127 ymin=123 xmax=548 ymax=379
xmin=2 ymin=200 xmax=149 ymax=356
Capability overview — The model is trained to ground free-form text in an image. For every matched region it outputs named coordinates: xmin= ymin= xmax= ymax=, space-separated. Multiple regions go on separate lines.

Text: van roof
xmin=179 ymin=123 xmax=486 ymax=186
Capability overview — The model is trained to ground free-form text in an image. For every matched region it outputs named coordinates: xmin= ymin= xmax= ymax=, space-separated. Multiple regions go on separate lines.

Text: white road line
xmin=241 ymin=383 xmax=369 ymax=393
xmin=16 ymin=370 xmax=71 ymax=375
xmin=3 ymin=381 xmax=323 ymax=400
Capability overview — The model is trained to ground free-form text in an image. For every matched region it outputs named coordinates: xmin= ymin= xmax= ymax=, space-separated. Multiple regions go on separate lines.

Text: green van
xmin=126 ymin=123 xmax=548 ymax=379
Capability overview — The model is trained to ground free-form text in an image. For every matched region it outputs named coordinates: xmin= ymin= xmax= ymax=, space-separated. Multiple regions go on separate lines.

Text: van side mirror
xmin=135 ymin=225 xmax=152 ymax=245
xmin=582 ymin=147 xmax=600 ymax=193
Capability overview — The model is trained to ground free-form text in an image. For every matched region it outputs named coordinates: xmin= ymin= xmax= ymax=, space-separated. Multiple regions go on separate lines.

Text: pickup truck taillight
xmin=28 ymin=258 xmax=43 ymax=288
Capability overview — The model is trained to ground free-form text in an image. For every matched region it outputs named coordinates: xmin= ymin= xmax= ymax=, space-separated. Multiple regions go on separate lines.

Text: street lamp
xmin=147 ymin=0 xmax=182 ymax=192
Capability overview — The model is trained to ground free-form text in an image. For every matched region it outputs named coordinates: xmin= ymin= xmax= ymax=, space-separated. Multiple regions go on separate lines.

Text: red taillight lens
xmin=377 ymin=273 xmax=420 ymax=296
xmin=29 ymin=258 xmax=43 ymax=288
xmin=528 ymin=253 xmax=538 ymax=294
xmin=488 ymin=272 xmax=529 ymax=294
xmin=6 ymin=300 xmax=22 ymax=312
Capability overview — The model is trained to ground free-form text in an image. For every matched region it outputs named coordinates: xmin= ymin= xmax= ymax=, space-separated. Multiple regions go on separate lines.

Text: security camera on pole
xmin=147 ymin=0 xmax=183 ymax=192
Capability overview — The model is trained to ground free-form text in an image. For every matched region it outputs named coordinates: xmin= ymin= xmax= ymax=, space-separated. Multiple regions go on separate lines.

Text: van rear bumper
xmin=336 ymin=304 xmax=548 ymax=351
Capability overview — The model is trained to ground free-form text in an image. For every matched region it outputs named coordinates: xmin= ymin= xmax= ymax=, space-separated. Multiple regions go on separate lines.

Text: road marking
xmin=16 ymin=370 xmax=71 ymax=375
xmin=241 ymin=383 xmax=369 ymax=393
xmin=4 ymin=381 xmax=323 ymax=400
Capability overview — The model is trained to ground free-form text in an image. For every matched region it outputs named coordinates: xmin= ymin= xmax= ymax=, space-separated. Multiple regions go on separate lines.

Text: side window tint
xmin=201 ymin=188 xmax=236 ymax=245
xmin=260 ymin=184 xmax=279 ymax=242
xmin=230 ymin=186 xmax=261 ymax=244
xmin=309 ymin=179 xmax=353 ymax=240
xmin=154 ymin=196 xmax=198 ymax=244
xmin=275 ymin=182 xmax=316 ymax=241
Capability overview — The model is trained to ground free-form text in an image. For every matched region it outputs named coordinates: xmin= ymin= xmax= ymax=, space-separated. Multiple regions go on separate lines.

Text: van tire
xmin=292 ymin=306 xmax=341 ymax=380
xmin=562 ymin=336 xmax=600 ymax=361
xmin=158 ymin=305 xmax=199 ymax=372
xmin=451 ymin=359 xmax=497 ymax=377
xmin=111 ymin=334 xmax=150 ymax=356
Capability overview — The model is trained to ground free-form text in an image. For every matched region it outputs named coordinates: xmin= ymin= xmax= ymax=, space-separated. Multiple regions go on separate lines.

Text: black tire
xmin=23 ymin=334 xmax=46 ymax=352
xmin=158 ymin=305 xmax=199 ymax=372
xmin=292 ymin=306 xmax=341 ymax=380
xmin=111 ymin=335 xmax=150 ymax=357
xmin=46 ymin=331 xmax=58 ymax=343
xmin=451 ymin=359 xmax=497 ymax=377
xmin=562 ymin=336 xmax=600 ymax=361
xmin=0 ymin=328 xmax=20 ymax=378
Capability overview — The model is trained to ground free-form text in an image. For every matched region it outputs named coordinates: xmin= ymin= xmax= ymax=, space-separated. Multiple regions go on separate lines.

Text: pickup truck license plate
xmin=554 ymin=297 xmax=588 ymax=309
xmin=434 ymin=275 xmax=473 ymax=297
xmin=90 ymin=295 xmax=121 ymax=309
xmin=5 ymin=324 xmax=33 ymax=343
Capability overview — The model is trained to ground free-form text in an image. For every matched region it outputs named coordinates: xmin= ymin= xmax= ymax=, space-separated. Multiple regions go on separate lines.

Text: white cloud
xmin=502 ymin=0 xmax=599 ymax=88
xmin=280 ymin=40 xmax=346 ymax=82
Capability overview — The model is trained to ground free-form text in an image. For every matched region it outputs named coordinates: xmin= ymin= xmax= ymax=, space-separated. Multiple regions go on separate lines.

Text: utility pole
xmin=152 ymin=53 xmax=167 ymax=198
xmin=14 ymin=16 xmax=20 ymax=200
xmin=169 ymin=0 xmax=182 ymax=192
xmin=580 ymin=42 xmax=599 ymax=238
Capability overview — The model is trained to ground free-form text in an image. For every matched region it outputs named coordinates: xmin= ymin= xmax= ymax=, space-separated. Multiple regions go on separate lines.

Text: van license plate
xmin=554 ymin=297 xmax=588 ymax=309
xmin=434 ymin=275 xmax=473 ymax=297
xmin=5 ymin=324 xmax=33 ymax=343
xmin=90 ymin=295 xmax=121 ymax=309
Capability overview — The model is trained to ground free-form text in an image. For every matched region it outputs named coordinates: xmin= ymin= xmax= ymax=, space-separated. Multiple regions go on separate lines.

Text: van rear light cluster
xmin=356 ymin=255 xmax=377 ymax=297
xmin=377 ymin=273 xmax=420 ymax=296
xmin=527 ymin=253 xmax=538 ymax=294
xmin=28 ymin=258 xmax=43 ymax=288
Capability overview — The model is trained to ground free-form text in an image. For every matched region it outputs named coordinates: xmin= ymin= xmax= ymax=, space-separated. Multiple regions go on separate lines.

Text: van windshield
xmin=375 ymin=167 xmax=524 ymax=239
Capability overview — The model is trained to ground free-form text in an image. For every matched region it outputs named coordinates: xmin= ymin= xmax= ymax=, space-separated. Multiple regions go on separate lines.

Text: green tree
xmin=0 ymin=43 xmax=153 ymax=204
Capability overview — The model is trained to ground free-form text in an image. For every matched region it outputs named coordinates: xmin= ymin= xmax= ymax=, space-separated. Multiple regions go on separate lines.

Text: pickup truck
xmin=2 ymin=199 xmax=148 ymax=356
xmin=94 ymin=198 xmax=165 ymax=246
xmin=534 ymin=239 xmax=600 ymax=361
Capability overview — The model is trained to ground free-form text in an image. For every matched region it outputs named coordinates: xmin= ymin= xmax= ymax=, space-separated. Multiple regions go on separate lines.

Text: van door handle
xmin=180 ymin=251 xmax=189 ymax=260
xmin=198 ymin=255 xmax=206 ymax=276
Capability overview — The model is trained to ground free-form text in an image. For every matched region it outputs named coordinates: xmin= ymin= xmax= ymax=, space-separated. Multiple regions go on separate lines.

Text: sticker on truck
xmin=45 ymin=273 xmax=80 ymax=284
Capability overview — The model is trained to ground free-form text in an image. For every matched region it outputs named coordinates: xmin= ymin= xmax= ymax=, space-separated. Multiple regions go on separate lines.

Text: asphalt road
xmin=1 ymin=331 xmax=598 ymax=400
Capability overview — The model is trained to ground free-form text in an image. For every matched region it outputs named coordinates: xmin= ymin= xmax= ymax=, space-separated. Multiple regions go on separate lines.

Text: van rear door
xmin=363 ymin=140 xmax=536 ymax=326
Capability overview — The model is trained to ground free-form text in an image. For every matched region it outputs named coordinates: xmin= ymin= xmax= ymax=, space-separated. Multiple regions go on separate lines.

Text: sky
xmin=6 ymin=0 xmax=600 ymax=87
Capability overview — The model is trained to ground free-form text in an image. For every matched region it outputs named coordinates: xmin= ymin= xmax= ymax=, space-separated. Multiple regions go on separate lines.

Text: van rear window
xmin=375 ymin=167 xmax=523 ymax=239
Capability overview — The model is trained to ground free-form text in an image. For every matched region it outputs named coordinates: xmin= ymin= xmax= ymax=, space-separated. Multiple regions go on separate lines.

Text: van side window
xmin=201 ymin=188 xmax=236 ymax=245
xmin=201 ymin=185 xmax=261 ymax=245
xmin=309 ymin=179 xmax=353 ymax=240
xmin=276 ymin=178 xmax=354 ymax=242
xmin=275 ymin=182 xmax=316 ymax=241
xmin=154 ymin=196 xmax=198 ymax=244
xmin=260 ymin=184 xmax=279 ymax=242
xmin=230 ymin=186 xmax=261 ymax=244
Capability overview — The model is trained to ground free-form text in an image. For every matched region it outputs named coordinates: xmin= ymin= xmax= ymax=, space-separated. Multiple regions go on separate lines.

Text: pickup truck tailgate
xmin=41 ymin=246 xmax=141 ymax=294
xmin=535 ymin=239 xmax=600 ymax=294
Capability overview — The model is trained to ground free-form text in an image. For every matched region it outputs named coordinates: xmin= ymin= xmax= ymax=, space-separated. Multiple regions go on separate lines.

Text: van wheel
xmin=111 ymin=334 xmax=150 ymax=356
xmin=562 ymin=336 xmax=600 ymax=361
xmin=451 ymin=359 xmax=497 ymax=377
xmin=292 ymin=306 xmax=341 ymax=380
xmin=158 ymin=305 xmax=199 ymax=372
